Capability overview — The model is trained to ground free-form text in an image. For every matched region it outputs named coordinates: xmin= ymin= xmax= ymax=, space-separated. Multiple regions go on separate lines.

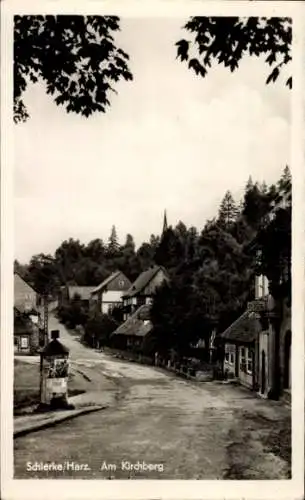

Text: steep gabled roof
xmin=91 ymin=270 xmax=130 ymax=295
xmin=112 ymin=304 xmax=152 ymax=337
xmin=123 ymin=266 xmax=167 ymax=299
xmin=14 ymin=273 xmax=36 ymax=295
xmin=14 ymin=273 xmax=38 ymax=313
xmin=220 ymin=310 xmax=261 ymax=344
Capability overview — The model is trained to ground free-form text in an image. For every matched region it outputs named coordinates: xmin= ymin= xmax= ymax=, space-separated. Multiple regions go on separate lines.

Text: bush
xmin=57 ymin=294 xmax=88 ymax=328
xmin=84 ymin=313 xmax=118 ymax=348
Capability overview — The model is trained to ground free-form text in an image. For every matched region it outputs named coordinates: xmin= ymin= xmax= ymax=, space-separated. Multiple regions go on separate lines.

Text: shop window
xmin=246 ymin=349 xmax=253 ymax=374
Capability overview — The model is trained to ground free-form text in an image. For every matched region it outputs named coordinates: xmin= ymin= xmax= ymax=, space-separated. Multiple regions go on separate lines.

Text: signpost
xmin=247 ymin=298 xmax=268 ymax=313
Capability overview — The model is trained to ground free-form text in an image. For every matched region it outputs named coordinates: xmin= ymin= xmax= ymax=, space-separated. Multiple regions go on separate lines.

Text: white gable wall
xmin=101 ymin=290 xmax=124 ymax=314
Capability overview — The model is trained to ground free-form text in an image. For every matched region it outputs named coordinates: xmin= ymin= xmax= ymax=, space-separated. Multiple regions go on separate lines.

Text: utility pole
xmin=43 ymin=292 xmax=49 ymax=346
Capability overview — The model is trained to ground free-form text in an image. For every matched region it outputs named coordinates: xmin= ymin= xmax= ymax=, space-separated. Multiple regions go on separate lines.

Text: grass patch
xmin=14 ymin=359 xmax=89 ymax=412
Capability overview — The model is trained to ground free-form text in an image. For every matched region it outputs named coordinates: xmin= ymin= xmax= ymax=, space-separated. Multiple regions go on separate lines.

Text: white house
xmin=90 ymin=270 xmax=131 ymax=315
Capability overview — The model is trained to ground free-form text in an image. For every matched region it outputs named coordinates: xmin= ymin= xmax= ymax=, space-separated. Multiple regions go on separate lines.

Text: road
xmin=14 ymin=315 xmax=291 ymax=480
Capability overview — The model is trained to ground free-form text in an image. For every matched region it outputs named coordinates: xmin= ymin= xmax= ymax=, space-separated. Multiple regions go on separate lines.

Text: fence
xmin=103 ymin=347 xmax=223 ymax=381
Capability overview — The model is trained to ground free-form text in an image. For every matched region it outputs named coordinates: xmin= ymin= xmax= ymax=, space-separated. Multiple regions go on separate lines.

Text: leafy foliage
xmin=83 ymin=313 xmax=118 ymax=348
xmin=26 ymin=253 xmax=59 ymax=295
xmin=255 ymin=167 xmax=291 ymax=301
xmin=176 ymin=17 xmax=292 ymax=87
xmin=57 ymin=293 xmax=89 ymax=328
xmin=14 ymin=15 xmax=133 ymax=122
xmin=151 ymin=167 xmax=291 ymax=358
xmin=20 ymin=168 xmax=291 ymax=359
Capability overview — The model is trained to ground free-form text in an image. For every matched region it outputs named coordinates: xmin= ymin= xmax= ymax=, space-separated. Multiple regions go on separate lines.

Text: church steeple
xmin=162 ymin=210 xmax=168 ymax=234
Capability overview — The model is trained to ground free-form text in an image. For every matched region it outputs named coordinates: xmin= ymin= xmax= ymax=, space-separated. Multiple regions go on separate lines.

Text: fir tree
xmin=107 ymin=225 xmax=120 ymax=255
xmin=245 ymin=176 xmax=254 ymax=192
xmin=218 ymin=191 xmax=239 ymax=228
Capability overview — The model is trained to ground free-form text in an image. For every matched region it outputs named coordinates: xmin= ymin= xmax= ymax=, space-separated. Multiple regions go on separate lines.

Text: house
xmin=110 ymin=304 xmax=153 ymax=351
xmin=14 ymin=274 xmax=41 ymax=354
xmin=90 ymin=271 xmax=131 ymax=315
xmin=58 ymin=286 xmax=96 ymax=310
xmin=221 ymin=270 xmax=291 ymax=400
xmin=221 ymin=309 xmax=262 ymax=390
xmin=122 ymin=265 xmax=168 ymax=320
xmin=14 ymin=307 xmax=40 ymax=354
xmin=14 ymin=273 xmax=38 ymax=313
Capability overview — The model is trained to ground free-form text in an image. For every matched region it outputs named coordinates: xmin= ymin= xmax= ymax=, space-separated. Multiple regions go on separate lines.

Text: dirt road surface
xmin=14 ymin=315 xmax=291 ymax=480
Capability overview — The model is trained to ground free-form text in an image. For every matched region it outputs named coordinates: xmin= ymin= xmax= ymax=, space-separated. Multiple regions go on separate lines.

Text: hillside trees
xmin=150 ymin=168 xmax=291 ymax=359
xmin=20 ymin=167 xmax=291 ymax=363
xmin=14 ymin=15 xmax=133 ymax=122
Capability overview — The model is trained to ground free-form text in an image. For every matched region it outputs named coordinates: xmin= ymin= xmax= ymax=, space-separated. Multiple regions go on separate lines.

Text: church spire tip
xmin=162 ymin=209 xmax=168 ymax=234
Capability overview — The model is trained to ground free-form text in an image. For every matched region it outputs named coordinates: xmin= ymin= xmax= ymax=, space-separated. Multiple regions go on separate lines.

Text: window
xmin=229 ymin=352 xmax=235 ymax=365
xmin=137 ymin=297 xmax=145 ymax=307
xmin=240 ymin=347 xmax=246 ymax=372
xmin=247 ymin=349 xmax=253 ymax=374
xmin=225 ymin=352 xmax=230 ymax=362
xmin=20 ymin=336 xmax=29 ymax=349
xmin=240 ymin=347 xmax=253 ymax=374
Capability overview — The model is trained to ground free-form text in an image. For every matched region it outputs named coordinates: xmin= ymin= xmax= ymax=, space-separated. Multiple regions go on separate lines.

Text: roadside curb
xmin=14 ymin=405 xmax=107 ymax=438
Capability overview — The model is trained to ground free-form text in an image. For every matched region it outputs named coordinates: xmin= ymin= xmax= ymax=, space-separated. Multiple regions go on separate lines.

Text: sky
xmin=14 ymin=17 xmax=291 ymax=263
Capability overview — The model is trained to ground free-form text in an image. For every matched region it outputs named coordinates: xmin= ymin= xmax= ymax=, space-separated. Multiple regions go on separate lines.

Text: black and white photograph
xmin=1 ymin=1 xmax=304 ymax=499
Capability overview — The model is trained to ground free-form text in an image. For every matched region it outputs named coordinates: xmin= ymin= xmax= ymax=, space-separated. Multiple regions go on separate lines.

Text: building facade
xmin=122 ymin=266 xmax=168 ymax=320
xmin=14 ymin=274 xmax=41 ymax=354
xmin=222 ymin=310 xmax=261 ymax=390
xmin=221 ymin=271 xmax=291 ymax=401
xmin=90 ymin=271 xmax=131 ymax=315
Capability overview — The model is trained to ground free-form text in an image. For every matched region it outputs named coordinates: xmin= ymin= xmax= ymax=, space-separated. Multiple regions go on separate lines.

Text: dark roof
xmin=123 ymin=266 xmax=167 ymax=299
xmin=67 ymin=286 xmax=96 ymax=300
xmin=220 ymin=310 xmax=261 ymax=344
xmin=91 ymin=270 xmax=125 ymax=295
xmin=112 ymin=304 xmax=153 ymax=337
xmin=40 ymin=339 xmax=69 ymax=356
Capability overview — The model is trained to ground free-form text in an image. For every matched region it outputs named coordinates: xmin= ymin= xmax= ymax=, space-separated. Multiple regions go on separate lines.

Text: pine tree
xmin=107 ymin=225 xmax=120 ymax=255
xmin=245 ymin=176 xmax=254 ymax=192
xmin=278 ymin=166 xmax=292 ymax=197
xmin=242 ymin=183 xmax=271 ymax=230
xmin=218 ymin=191 xmax=239 ymax=228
